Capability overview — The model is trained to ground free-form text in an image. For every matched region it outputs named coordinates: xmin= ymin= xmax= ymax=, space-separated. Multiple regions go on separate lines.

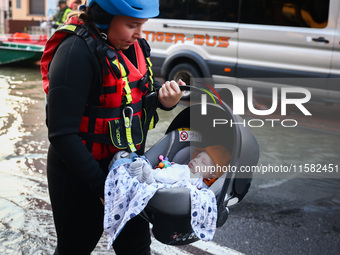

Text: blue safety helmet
xmin=88 ymin=0 xmax=159 ymax=19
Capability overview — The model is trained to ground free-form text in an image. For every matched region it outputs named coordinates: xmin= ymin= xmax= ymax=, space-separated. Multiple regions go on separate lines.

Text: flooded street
xmin=0 ymin=65 xmax=339 ymax=254
xmin=0 ymin=65 xmax=54 ymax=254
xmin=0 ymin=65 xmax=186 ymax=254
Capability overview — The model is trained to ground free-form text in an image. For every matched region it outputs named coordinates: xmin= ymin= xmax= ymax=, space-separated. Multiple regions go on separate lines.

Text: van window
xmin=157 ymin=0 xmax=239 ymax=22
xmin=240 ymin=0 xmax=329 ymax=28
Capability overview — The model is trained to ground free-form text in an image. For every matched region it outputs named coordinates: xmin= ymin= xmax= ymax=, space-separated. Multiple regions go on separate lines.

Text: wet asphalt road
xmin=212 ymin=177 xmax=340 ymax=255
xmin=0 ymin=66 xmax=339 ymax=254
xmin=171 ymin=97 xmax=340 ymax=255
xmin=209 ymin=98 xmax=340 ymax=255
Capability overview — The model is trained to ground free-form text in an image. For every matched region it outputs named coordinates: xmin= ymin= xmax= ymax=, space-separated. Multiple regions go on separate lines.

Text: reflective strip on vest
xmin=58 ymin=24 xmax=77 ymax=32
xmin=149 ymin=116 xmax=155 ymax=130
xmin=124 ymin=117 xmax=137 ymax=152
xmin=112 ymin=58 xmax=133 ymax=104
xmin=146 ymin=57 xmax=154 ymax=89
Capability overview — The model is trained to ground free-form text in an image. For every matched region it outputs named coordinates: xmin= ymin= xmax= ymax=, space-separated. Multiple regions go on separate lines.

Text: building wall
xmin=12 ymin=0 xmax=44 ymax=21
xmin=0 ymin=0 xmax=10 ymax=33
xmin=7 ymin=0 xmax=83 ymax=33
xmin=12 ymin=0 xmax=78 ymax=21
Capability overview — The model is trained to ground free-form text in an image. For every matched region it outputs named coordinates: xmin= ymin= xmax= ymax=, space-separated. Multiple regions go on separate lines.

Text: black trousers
xmin=47 ymin=146 xmax=151 ymax=254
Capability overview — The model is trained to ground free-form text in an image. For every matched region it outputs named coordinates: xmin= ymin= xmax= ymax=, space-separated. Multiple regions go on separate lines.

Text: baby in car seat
xmin=122 ymin=145 xmax=231 ymax=188
xmin=188 ymin=145 xmax=231 ymax=186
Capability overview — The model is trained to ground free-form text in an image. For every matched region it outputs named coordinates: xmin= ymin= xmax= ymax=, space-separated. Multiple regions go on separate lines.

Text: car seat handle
xmin=179 ymin=84 xmax=218 ymax=96
xmin=179 ymin=85 xmax=235 ymax=118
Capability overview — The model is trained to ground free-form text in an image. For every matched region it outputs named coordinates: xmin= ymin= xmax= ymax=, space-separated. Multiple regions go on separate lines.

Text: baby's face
xmin=188 ymin=151 xmax=215 ymax=179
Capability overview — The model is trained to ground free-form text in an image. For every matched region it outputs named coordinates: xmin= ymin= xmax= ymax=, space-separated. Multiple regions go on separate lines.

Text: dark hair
xmin=78 ymin=3 xmax=113 ymax=28
xmin=58 ymin=0 xmax=66 ymax=6
xmin=90 ymin=3 xmax=114 ymax=26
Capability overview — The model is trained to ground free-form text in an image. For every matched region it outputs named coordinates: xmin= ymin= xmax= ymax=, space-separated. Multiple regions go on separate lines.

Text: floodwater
xmin=0 ymin=65 xmax=185 ymax=254
xmin=0 ymin=65 xmax=54 ymax=255
xmin=0 ymin=65 xmax=339 ymax=254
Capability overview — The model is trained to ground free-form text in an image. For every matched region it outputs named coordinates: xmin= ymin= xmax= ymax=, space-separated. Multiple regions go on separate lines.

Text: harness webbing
xmin=83 ymin=101 xmax=142 ymax=119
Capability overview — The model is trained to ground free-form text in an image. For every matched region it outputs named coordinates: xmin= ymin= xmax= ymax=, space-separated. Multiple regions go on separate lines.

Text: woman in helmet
xmin=42 ymin=0 xmax=184 ymax=254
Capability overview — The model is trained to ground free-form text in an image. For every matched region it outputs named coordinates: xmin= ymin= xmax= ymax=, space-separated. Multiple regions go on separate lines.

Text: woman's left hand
xmin=158 ymin=79 xmax=185 ymax=109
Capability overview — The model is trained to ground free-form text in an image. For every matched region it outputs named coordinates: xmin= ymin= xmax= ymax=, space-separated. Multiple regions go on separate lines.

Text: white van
xmin=142 ymin=0 xmax=340 ymax=102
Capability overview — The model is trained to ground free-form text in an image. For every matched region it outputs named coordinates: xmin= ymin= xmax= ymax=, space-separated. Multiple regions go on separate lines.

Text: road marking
xmin=150 ymin=237 xmax=244 ymax=255
xmin=151 ymin=237 xmax=193 ymax=255
xmin=191 ymin=240 xmax=245 ymax=255
xmin=258 ymin=179 xmax=289 ymax=188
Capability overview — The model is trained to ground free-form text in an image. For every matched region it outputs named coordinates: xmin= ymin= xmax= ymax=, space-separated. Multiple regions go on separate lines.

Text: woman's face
xmin=107 ymin=15 xmax=148 ymax=51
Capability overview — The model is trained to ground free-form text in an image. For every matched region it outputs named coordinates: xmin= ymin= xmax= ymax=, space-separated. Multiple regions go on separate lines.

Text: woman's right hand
xmin=158 ymin=79 xmax=185 ymax=109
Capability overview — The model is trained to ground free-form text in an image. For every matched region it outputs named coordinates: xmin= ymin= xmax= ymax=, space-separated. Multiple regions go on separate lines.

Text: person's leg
xmin=47 ymin=146 xmax=104 ymax=255
xmin=112 ymin=215 xmax=151 ymax=255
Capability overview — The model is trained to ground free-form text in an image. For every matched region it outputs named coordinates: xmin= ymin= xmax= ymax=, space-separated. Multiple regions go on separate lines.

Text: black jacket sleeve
xmin=47 ymin=35 xmax=106 ymax=198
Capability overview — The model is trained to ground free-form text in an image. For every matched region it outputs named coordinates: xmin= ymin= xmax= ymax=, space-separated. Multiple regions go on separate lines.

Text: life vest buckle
xmin=76 ymin=27 xmax=88 ymax=38
xmin=123 ymin=106 xmax=134 ymax=128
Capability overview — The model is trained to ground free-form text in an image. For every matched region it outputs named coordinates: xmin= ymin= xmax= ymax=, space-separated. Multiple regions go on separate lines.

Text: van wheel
xmin=168 ymin=63 xmax=201 ymax=100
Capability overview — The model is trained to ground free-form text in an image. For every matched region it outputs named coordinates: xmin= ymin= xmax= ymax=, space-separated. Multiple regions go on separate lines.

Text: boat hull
xmin=0 ymin=42 xmax=44 ymax=65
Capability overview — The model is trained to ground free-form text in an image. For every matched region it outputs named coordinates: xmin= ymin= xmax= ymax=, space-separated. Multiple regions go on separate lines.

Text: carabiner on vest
xmin=123 ymin=106 xmax=134 ymax=128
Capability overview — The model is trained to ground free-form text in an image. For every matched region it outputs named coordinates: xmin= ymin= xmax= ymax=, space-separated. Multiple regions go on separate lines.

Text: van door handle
xmin=312 ymin=37 xmax=329 ymax=44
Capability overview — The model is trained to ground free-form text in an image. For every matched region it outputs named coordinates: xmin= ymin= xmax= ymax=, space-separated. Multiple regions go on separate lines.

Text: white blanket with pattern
xmin=104 ymin=159 xmax=217 ymax=250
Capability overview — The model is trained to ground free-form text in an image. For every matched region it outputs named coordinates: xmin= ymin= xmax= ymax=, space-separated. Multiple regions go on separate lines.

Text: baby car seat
xmin=141 ymin=87 xmax=259 ymax=245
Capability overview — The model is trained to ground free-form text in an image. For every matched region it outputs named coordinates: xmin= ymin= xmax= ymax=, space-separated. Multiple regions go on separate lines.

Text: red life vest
xmin=41 ymin=17 xmax=158 ymax=160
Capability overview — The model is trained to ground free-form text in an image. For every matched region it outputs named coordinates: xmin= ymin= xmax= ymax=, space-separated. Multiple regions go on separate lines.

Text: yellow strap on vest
xmin=58 ymin=24 xmax=77 ymax=32
xmin=143 ymin=109 xmax=156 ymax=131
xmin=146 ymin=57 xmax=154 ymax=89
xmin=112 ymin=59 xmax=127 ymax=76
xmin=112 ymin=59 xmax=132 ymax=104
xmin=146 ymin=57 xmax=153 ymax=68
xmin=124 ymin=117 xmax=137 ymax=152
xmin=149 ymin=116 xmax=155 ymax=130
xmin=123 ymin=79 xmax=132 ymax=104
